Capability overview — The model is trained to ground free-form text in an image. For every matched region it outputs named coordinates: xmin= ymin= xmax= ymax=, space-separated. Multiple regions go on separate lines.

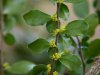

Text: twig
xmin=49 ymin=2 xmax=61 ymax=75
xmin=76 ymin=36 xmax=85 ymax=75
xmin=55 ymin=2 xmax=60 ymax=45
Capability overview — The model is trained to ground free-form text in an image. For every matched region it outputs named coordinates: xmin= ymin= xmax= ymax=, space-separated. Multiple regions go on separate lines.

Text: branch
xmin=76 ymin=37 xmax=86 ymax=75
xmin=48 ymin=2 xmax=61 ymax=75
xmin=55 ymin=2 xmax=60 ymax=45
xmin=85 ymin=56 xmax=100 ymax=75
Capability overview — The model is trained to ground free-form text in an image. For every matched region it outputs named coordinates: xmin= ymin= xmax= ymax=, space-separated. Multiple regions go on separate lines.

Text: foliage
xmin=2 ymin=0 xmax=100 ymax=75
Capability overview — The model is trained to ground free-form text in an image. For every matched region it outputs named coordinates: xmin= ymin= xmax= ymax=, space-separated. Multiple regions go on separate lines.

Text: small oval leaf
xmin=23 ymin=10 xmax=51 ymax=26
xmin=46 ymin=20 xmax=57 ymax=33
xmin=85 ymin=39 xmax=100 ymax=59
xmin=7 ymin=61 xmax=35 ymax=74
xmin=59 ymin=3 xmax=69 ymax=20
xmin=4 ymin=33 xmax=16 ymax=45
xmin=59 ymin=54 xmax=82 ymax=75
xmin=28 ymin=38 xmax=49 ymax=54
xmin=4 ymin=15 xmax=16 ymax=32
xmin=32 ymin=64 xmax=47 ymax=75
xmin=73 ymin=1 xmax=89 ymax=18
xmin=85 ymin=14 xmax=99 ymax=36
xmin=65 ymin=20 xmax=89 ymax=36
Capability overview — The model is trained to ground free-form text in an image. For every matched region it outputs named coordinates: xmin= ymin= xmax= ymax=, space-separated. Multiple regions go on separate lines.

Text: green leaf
xmin=73 ymin=1 xmax=89 ymax=18
xmin=7 ymin=61 xmax=35 ymax=74
xmin=23 ymin=10 xmax=51 ymax=26
xmin=64 ymin=0 xmax=84 ymax=3
xmin=28 ymin=38 xmax=49 ymax=54
xmin=3 ymin=0 xmax=28 ymax=14
xmin=65 ymin=20 xmax=89 ymax=36
xmin=85 ymin=39 xmax=100 ymax=59
xmin=59 ymin=54 xmax=81 ymax=75
xmin=32 ymin=64 xmax=47 ymax=75
xmin=59 ymin=3 xmax=69 ymax=20
xmin=4 ymin=15 xmax=16 ymax=32
xmin=4 ymin=33 xmax=16 ymax=45
xmin=46 ymin=20 xmax=57 ymax=33
xmin=85 ymin=14 xmax=99 ymax=36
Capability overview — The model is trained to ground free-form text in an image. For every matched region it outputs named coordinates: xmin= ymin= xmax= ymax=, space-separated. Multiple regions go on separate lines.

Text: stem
xmin=76 ymin=37 xmax=85 ymax=75
xmin=55 ymin=2 xmax=60 ymax=45
xmin=49 ymin=2 xmax=61 ymax=75
xmin=0 ymin=0 xmax=4 ymax=75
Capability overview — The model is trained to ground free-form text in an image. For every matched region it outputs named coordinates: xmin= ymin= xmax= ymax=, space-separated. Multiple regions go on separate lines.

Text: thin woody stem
xmin=55 ymin=2 xmax=60 ymax=45
xmin=76 ymin=36 xmax=85 ymax=75
xmin=48 ymin=2 xmax=61 ymax=75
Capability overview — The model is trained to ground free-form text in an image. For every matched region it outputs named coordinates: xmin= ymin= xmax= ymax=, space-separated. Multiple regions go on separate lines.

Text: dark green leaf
xmin=7 ymin=61 xmax=35 ymax=74
xmin=85 ymin=14 xmax=99 ymax=36
xmin=32 ymin=64 xmax=47 ymax=75
xmin=59 ymin=3 xmax=69 ymax=20
xmin=73 ymin=1 xmax=89 ymax=18
xmin=28 ymin=38 xmax=49 ymax=54
xmin=3 ymin=0 xmax=28 ymax=14
xmin=4 ymin=33 xmax=16 ymax=45
xmin=85 ymin=39 xmax=100 ymax=59
xmin=23 ymin=10 xmax=51 ymax=26
xmin=46 ymin=20 xmax=57 ymax=33
xmin=59 ymin=54 xmax=81 ymax=75
xmin=65 ymin=20 xmax=89 ymax=36
xmin=64 ymin=0 xmax=84 ymax=3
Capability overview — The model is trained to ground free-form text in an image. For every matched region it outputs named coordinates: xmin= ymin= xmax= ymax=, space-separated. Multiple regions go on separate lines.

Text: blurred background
xmin=1 ymin=0 xmax=100 ymax=66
